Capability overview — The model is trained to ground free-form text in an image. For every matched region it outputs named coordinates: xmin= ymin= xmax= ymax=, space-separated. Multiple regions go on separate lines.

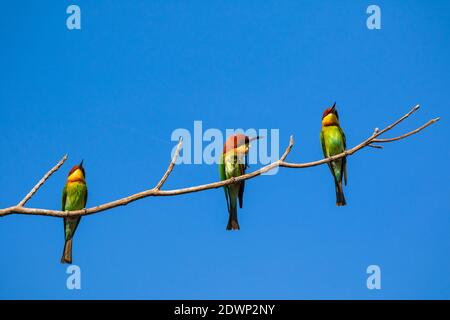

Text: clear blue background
xmin=0 ymin=1 xmax=449 ymax=299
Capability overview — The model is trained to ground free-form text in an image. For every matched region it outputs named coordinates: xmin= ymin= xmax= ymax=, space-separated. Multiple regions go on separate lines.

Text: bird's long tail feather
xmin=335 ymin=180 xmax=346 ymax=206
xmin=226 ymin=205 xmax=240 ymax=230
xmin=61 ymin=238 xmax=73 ymax=264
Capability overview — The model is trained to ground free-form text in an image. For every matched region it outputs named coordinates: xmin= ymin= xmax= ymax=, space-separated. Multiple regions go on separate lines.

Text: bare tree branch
xmin=280 ymin=135 xmax=294 ymax=161
xmin=372 ymin=117 xmax=440 ymax=143
xmin=0 ymin=105 xmax=439 ymax=219
xmin=155 ymin=137 xmax=183 ymax=190
xmin=17 ymin=155 xmax=68 ymax=207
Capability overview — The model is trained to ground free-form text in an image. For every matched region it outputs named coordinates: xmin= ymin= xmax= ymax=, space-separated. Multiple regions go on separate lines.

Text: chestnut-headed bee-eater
xmin=61 ymin=161 xmax=87 ymax=264
xmin=219 ymin=134 xmax=259 ymax=230
xmin=320 ymin=103 xmax=347 ymax=206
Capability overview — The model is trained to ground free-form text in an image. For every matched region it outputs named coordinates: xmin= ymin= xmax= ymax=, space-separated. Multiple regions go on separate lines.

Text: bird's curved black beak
xmin=249 ymin=136 xmax=262 ymax=142
xmin=331 ymin=102 xmax=336 ymax=112
xmin=79 ymin=160 xmax=84 ymax=168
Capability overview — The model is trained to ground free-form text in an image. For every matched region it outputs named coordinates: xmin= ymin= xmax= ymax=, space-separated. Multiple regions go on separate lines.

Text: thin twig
xmin=155 ymin=137 xmax=183 ymax=190
xmin=376 ymin=104 xmax=420 ymax=136
xmin=373 ymin=117 xmax=440 ymax=143
xmin=17 ymin=155 xmax=68 ymax=207
xmin=280 ymin=135 xmax=294 ymax=161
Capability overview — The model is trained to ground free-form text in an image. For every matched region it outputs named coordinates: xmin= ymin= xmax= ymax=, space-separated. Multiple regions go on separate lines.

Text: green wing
xmin=218 ymin=154 xmax=230 ymax=212
xmin=238 ymin=163 xmax=245 ymax=208
xmin=61 ymin=184 xmax=67 ymax=211
xmin=83 ymin=186 xmax=88 ymax=208
xmin=320 ymin=129 xmax=335 ymax=177
xmin=71 ymin=184 xmax=87 ymax=236
xmin=339 ymin=127 xmax=346 ymax=150
xmin=62 ymin=183 xmax=87 ymax=240
xmin=321 ymin=127 xmax=347 ymax=185
xmin=339 ymin=127 xmax=348 ymax=185
xmin=320 ymin=130 xmax=327 ymax=157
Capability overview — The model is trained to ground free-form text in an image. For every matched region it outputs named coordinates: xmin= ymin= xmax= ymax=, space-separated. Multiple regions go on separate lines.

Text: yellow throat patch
xmin=322 ymin=113 xmax=339 ymax=127
xmin=67 ymin=168 xmax=85 ymax=183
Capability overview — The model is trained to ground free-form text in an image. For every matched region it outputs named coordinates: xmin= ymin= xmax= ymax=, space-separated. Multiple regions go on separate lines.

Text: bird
xmin=320 ymin=102 xmax=347 ymax=206
xmin=219 ymin=134 xmax=259 ymax=230
xmin=61 ymin=160 xmax=88 ymax=264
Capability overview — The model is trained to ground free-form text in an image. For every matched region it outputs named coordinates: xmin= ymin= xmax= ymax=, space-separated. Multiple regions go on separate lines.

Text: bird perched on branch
xmin=61 ymin=161 xmax=87 ymax=264
xmin=320 ymin=103 xmax=347 ymax=206
xmin=219 ymin=134 xmax=259 ymax=230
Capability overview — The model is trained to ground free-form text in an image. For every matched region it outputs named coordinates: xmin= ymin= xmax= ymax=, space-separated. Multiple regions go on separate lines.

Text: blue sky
xmin=0 ymin=1 xmax=449 ymax=299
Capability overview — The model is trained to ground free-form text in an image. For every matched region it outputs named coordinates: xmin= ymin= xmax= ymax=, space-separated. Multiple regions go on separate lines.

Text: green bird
xmin=61 ymin=161 xmax=87 ymax=264
xmin=219 ymin=134 xmax=259 ymax=230
xmin=320 ymin=103 xmax=347 ymax=206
